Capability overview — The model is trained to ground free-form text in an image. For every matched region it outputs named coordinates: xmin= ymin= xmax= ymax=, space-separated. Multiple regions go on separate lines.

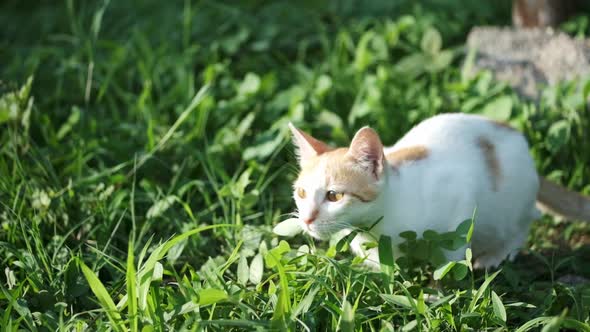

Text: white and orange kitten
xmin=289 ymin=113 xmax=590 ymax=269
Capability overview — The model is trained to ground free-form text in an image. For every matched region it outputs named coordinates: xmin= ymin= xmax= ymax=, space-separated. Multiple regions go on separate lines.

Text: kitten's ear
xmin=347 ymin=127 xmax=384 ymax=178
xmin=288 ymin=123 xmax=331 ymax=163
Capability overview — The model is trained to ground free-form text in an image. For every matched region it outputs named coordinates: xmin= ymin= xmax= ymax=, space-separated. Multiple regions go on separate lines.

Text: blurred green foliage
xmin=0 ymin=0 xmax=589 ymax=330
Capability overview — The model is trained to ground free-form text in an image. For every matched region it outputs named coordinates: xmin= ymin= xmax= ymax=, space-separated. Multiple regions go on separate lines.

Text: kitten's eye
xmin=326 ymin=190 xmax=343 ymax=202
xmin=296 ymin=187 xmax=306 ymax=199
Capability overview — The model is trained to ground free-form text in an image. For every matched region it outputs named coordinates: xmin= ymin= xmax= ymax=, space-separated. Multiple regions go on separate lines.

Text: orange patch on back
xmin=477 ymin=136 xmax=501 ymax=191
xmin=386 ymin=146 xmax=429 ymax=168
xmin=488 ymin=119 xmax=517 ymax=131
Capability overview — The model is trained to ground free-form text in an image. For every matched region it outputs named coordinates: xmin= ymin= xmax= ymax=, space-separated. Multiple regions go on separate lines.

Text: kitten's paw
xmin=361 ymin=257 xmax=381 ymax=271
xmin=473 ymin=254 xmax=506 ymax=270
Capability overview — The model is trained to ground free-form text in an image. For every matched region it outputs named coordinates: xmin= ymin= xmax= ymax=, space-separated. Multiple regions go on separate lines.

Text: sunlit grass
xmin=0 ymin=1 xmax=589 ymax=330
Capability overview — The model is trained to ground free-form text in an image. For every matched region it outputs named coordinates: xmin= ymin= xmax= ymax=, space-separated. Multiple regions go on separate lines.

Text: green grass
xmin=1 ymin=0 xmax=590 ymax=330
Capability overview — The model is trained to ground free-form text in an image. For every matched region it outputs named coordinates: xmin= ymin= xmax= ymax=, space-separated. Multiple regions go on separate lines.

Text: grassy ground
xmin=1 ymin=1 xmax=590 ymax=330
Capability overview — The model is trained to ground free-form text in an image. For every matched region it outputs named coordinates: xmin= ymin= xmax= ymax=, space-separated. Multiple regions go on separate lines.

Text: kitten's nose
xmin=303 ymin=209 xmax=319 ymax=225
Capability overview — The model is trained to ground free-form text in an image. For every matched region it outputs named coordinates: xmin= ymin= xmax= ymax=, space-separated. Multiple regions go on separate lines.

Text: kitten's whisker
xmin=312 ymin=222 xmax=350 ymax=231
xmin=324 ymin=221 xmax=352 ymax=228
xmin=276 ymin=209 xmax=300 ymax=219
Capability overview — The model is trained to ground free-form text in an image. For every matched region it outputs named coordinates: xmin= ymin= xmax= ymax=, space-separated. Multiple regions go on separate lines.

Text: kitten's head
xmin=289 ymin=123 xmax=386 ymax=239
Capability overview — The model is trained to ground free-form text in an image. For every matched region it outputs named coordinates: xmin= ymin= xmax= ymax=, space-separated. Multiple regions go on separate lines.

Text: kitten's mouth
xmin=302 ymin=220 xmax=342 ymax=240
xmin=301 ymin=223 xmax=320 ymax=238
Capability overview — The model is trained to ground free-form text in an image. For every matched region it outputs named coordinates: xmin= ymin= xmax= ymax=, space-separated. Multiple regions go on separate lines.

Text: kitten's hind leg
xmin=473 ymin=253 xmax=507 ymax=270
xmin=473 ymin=224 xmax=529 ymax=269
xmin=443 ymin=246 xmax=469 ymax=262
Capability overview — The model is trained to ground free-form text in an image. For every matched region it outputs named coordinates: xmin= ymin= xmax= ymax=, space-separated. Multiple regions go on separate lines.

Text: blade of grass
xmin=126 ymin=239 xmax=138 ymax=332
xmin=127 ymin=84 xmax=210 ymax=178
xmin=79 ymin=260 xmax=128 ymax=332
xmin=468 ymin=269 xmax=501 ymax=312
xmin=136 ymin=224 xmax=234 ymax=310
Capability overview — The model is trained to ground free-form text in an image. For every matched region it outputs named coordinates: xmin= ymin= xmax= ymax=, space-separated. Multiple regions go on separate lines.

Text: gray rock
xmin=466 ymin=27 xmax=590 ymax=99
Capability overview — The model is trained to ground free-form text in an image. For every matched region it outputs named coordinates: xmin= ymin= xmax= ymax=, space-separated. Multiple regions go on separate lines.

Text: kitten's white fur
xmin=293 ymin=113 xmax=542 ymax=268
xmin=375 ymin=113 xmax=539 ymax=268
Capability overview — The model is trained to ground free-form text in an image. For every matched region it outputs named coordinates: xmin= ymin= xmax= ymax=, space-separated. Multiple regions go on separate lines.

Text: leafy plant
xmin=0 ymin=0 xmax=589 ymax=330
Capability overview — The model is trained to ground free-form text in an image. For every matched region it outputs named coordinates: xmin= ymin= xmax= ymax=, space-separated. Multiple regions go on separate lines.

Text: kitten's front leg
xmin=349 ymin=233 xmax=381 ymax=270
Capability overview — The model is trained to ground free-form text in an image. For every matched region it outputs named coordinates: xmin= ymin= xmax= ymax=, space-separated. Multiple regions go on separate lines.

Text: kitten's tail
xmin=536 ymin=177 xmax=590 ymax=222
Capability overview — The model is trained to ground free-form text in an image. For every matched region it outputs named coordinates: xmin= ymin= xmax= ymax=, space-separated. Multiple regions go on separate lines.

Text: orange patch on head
xmin=386 ymin=146 xmax=429 ymax=168
xmin=477 ymin=136 xmax=501 ymax=191
xmin=326 ymin=149 xmax=380 ymax=202
xmin=298 ymin=148 xmax=380 ymax=202
xmin=297 ymin=147 xmax=345 ymax=178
